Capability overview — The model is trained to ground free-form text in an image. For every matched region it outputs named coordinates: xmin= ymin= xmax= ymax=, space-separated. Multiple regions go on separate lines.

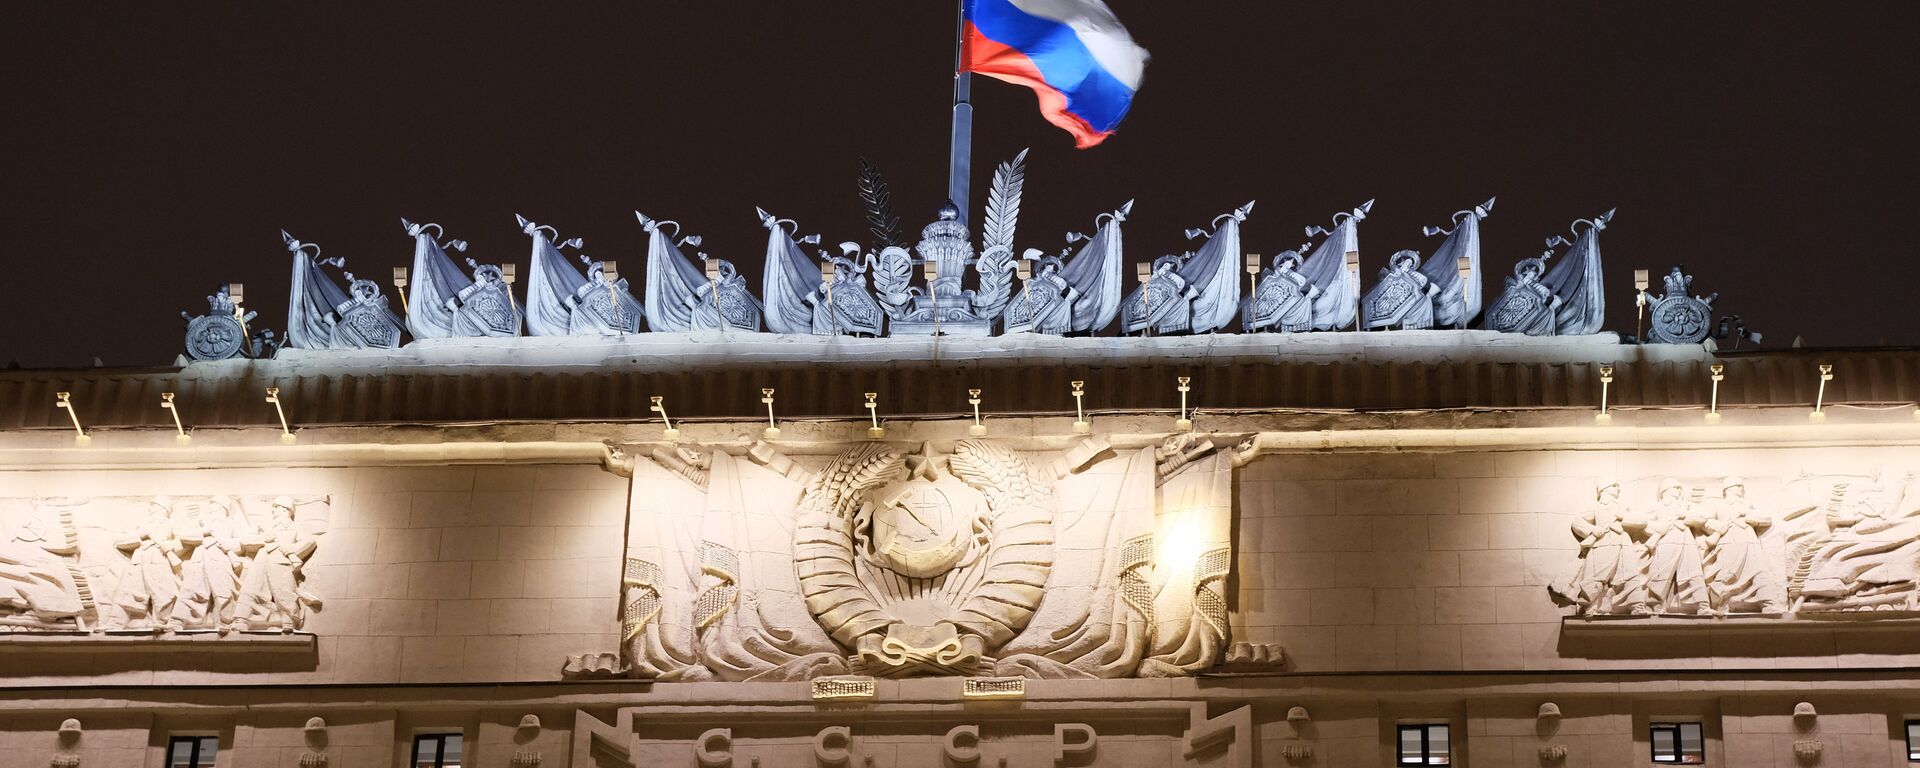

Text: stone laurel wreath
xmin=794 ymin=441 xmax=1054 ymax=656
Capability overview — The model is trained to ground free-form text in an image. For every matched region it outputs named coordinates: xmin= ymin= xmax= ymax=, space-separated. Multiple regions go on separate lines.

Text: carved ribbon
xmin=694 ymin=541 xmax=739 ymax=630
xmin=1193 ymin=547 xmax=1232 ymax=641
xmin=621 ymin=557 xmax=663 ymax=641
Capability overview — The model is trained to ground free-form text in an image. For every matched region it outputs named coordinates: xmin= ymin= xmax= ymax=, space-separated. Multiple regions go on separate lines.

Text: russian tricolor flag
xmin=963 ymin=0 xmax=1148 ymax=149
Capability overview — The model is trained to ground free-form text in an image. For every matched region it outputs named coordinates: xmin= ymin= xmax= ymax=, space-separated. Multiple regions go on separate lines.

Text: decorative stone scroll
xmin=605 ymin=433 xmax=1250 ymax=681
xmin=0 ymin=495 xmax=328 ymax=634
xmin=1552 ymin=471 xmax=1920 ymax=619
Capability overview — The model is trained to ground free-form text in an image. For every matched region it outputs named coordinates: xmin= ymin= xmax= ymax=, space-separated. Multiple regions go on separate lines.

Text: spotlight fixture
xmin=603 ymin=260 xmax=624 ymax=333
xmin=649 ymin=395 xmax=680 ymax=441
xmin=702 ymin=258 xmax=722 ymax=317
xmin=968 ymin=389 xmax=986 ymax=437
xmin=1633 ymin=268 xmax=1651 ymax=340
xmin=392 ymin=267 xmax=410 ymax=316
xmin=160 ymin=392 xmax=189 ymax=444
xmin=762 ymin=388 xmax=780 ymax=440
xmin=1244 ymin=253 xmax=1261 ymax=296
xmin=821 ymin=258 xmax=838 ymax=335
xmin=499 ymin=264 xmax=520 ymax=317
xmin=1595 ymin=365 xmax=1615 ymax=425
xmin=229 ymin=282 xmax=251 ymax=340
xmin=1175 ymin=376 xmax=1194 ymax=432
xmin=1811 ymin=364 xmax=1834 ymax=422
xmin=923 ymin=260 xmax=942 ymax=336
xmin=864 ymin=392 xmax=884 ymax=439
xmin=265 ymin=387 xmax=295 ymax=443
xmin=55 ymin=392 xmax=88 ymax=446
xmin=1071 ymin=380 xmax=1090 ymax=435
xmin=1706 ymin=363 xmax=1725 ymax=424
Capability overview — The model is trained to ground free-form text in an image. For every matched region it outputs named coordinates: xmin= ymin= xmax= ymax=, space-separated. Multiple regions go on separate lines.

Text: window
xmin=1906 ymin=720 xmax=1920 ymax=761
xmin=412 ymin=733 xmax=464 ymax=768
xmin=1650 ymin=722 xmax=1705 ymax=764
xmin=167 ymin=736 xmax=218 ymax=768
xmin=1396 ymin=724 xmax=1451 ymax=766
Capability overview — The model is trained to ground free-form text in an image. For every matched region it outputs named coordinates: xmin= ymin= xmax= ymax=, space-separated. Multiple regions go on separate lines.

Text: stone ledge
xmin=1561 ymin=613 xmax=1920 ymax=637
xmin=0 ymin=631 xmax=317 ymax=652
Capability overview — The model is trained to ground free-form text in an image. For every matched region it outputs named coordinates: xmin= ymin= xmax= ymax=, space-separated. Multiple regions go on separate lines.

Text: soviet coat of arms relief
xmin=598 ymin=432 xmax=1276 ymax=682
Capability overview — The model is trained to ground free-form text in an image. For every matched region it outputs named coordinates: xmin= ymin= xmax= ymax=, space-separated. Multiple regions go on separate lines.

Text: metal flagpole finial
xmin=650 ymin=395 xmax=680 ymax=441
xmin=1706 ymin=364 xmax=1726 ymax=424
xmin=1595 ymin=365 xmax=1615 ymax=425
xmin=265 ymin=387 xmax=295 ymax=443
xmin=55 ymin=392 xmax=88 ymax=445
xmin=1175 ymin=376 xmax=1193 ymax=432
xmin=1071 ymin=380 xmax=1090 ymax=434
xmin=762 ymin=388 xmax=780 ymax=439
xmin=160 ymin=392 xmax=190 ymax=444
xmin=864 ymin=393 xmax=884 ymax=439
xmin=1811 ymin=364 xmax=1834 ymax=422
xmin=968 ymin=388 xmax=986 ymax=436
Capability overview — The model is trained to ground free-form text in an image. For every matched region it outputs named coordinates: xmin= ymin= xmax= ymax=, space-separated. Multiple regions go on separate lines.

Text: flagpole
xmin=947 ymin=0 xmax=973 ymax=228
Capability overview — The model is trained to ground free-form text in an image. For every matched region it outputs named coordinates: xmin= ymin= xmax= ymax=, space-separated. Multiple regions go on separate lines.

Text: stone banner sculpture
xmin=0 ymin=495 xmax=328 ymax=633
xmin=1416 ymin=198 xmax=1494 ymax=328
xmin=523 ymin=215 xmax=643 ymax=336
xmin=1122 ymin=202 xmax=1252 ymax=335
xmin=404 ymin=218 xmax=522 ymax=338
xmin=605 ymin=434 xmax=1262 ymax=681
xmin=1006 ymin=199 xmax=1130 ymax=335
xmin=1485 ymin=210 xmax=1611 ymax=336
xmin=1552 ymin=471 xmax=1920 ymax=618
xmin=1295 ymin=200 xmax=1369 ymax=332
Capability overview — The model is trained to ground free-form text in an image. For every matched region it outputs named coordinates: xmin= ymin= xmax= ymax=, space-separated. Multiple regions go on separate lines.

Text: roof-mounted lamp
xmin=821 ymin=259 xmax=838 ymax=335
xmin=1071 ymin=380 xmax=1090 ymax=435
xmin=761 ymin=388 xmax=780 ymax=440
xmin=864 ymin=392 xmax=884 ymax=439
xmin=702 ymin=258 xmax=723 ymax=319
xmin=160 ymin=392 xmax=189 ymax=444
xmin=392 ymin=267 xmax=410 ymax=316
xmin=602 ymin=260 xmax=624 ymax=334
xmin=968 ymin=389 xmax=986 ymax=437
xmin=1706 ymin=364 xmax=1726 ymax=425
xmin=1811 ymin=364 xmax=1834 ymax=423
xmin=1633 ymin=269 xmax=1651 ymax=340
xmin=1595 ymin=365 xmax=1614 ymax=425
xmin=265 ymin=387 xmax=295 ymax=444
xmin=55 ymin=392 xmax=88 ymax=446
xmin=1244 ymin=253 xmax=1261 ymax=296
xmin=649 ymin=395 xmax=680 ymax=442
xmin=229 ymin=282 xmax=252 ymax=341
xmin=499 ymin=263 xmax=520 ymax=316
xmin=923 ymin=260 xmax=942 ymax=336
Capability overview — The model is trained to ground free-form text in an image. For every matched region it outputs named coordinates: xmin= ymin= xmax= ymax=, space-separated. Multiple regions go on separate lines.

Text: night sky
xmin=4 ymin=3 xmax=1915 ymax=368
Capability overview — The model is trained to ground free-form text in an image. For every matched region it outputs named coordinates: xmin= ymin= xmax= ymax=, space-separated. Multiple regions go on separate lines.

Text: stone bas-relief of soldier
xmin=603 ymin=433 xmax=1279 ymax=681
xmin=1553 ymin=472 xmax=1920 ymax=618
xmin=0 ymin=495 xmax=328 ymax=634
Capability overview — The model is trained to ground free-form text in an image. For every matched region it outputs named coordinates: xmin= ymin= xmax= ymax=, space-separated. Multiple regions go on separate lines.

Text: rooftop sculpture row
xmin=179 ymin=153 xmax=1723 ymax=361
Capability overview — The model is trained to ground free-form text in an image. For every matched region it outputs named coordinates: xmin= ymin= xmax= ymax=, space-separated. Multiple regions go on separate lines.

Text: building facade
xmin=3 ymin=334 xmax=1919 ymax=767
